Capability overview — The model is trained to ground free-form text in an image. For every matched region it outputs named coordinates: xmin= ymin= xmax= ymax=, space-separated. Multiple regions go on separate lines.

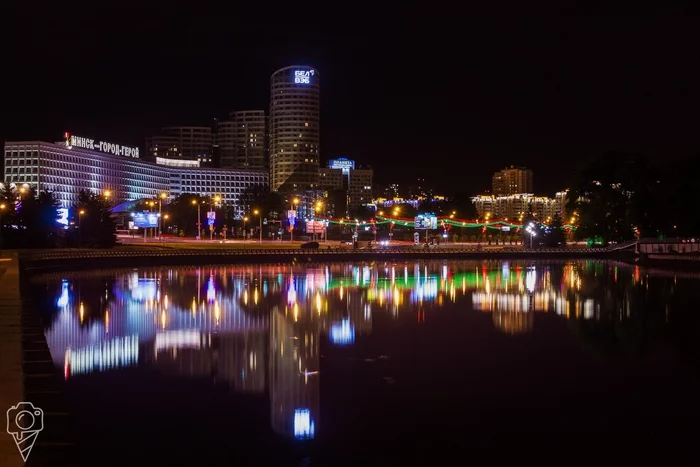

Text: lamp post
xmin=243 ymin=216 xmax=248 ymax=243
xmin=314 ymin=201 xmax=324 ymax=243
xmin=525 ymin=222 xmax=537 ymax=249
xmin=0 ymin=203 xmax=5 ymax=247
xmin=192 ymin=199 xmax=201 ymax=240
xmin=254 ymin=209 xmax=262 ymax=243
xmin=290 ymin=198 xmax=299 ymax=243
xmin=158 ymin=192 xmax=167 ymax=240
xmin=78 ymin=209 xmax=85 ymax=244
xmin=209 ymin=195 xmax=221 ymax=241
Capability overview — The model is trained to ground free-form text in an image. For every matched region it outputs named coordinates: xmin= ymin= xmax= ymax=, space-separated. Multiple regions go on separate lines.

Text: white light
xmin=293 ymin=409 xmax=315 ymax=439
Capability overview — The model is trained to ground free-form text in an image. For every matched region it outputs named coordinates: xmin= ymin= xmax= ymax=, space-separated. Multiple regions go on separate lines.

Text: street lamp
xmin=78 ymin=209 xmax=85 ymax=244
xmin=243 ymin=216 xmax=249 ymax=243
xmin=315 ymin=201 xmax=324 ymax=242
xmin=525 ymin=222 xmax=537 ymax=249
xmin=210 ymin=195 xmax=221 ymax=241
xmin=253 ymin=209 xmax=262 ymax=243
xmin=158 ymin=192 xmax=167 ymax=240
xmin=104 ymin=190 xmax=111 ymax=199
xmin=0 ymin=203 xmax=6 ymax=246
xmin=290 ymin=198 xmax=299 ymax=243
xmin=192 ymin=199 xmax=202 ymax=240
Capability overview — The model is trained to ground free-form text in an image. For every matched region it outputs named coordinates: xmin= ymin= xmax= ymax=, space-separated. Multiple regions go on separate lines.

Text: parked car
xmin=300 ymin=241 xmax=320 ymax=249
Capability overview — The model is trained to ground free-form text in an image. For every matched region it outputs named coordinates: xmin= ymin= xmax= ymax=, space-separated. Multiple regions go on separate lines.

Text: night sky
xmin=2 ymin=6 xmax=698 ymax=195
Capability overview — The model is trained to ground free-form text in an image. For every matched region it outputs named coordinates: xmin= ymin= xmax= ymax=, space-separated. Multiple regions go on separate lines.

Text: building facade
xmin=347 ymin=168 xmax=373 ymax=211
xmin=317 ymin=168 xmax=343 ymax=191
xmin=146 ymin=126 xmax=213 ymax=166
xmin=171 ymin=166 xmax=268 ymax=218
xmin=269 ymin=66 xmax=320 ymax=192
xmin=471 ymin=193 xmax=564 ymax=222
xmin=218 ymin=111 xmax=267 ymax=170
xmin=491 ymin=166 xmax=534 ymax=196
xmin=5 ymin=141 xmax=169 ymax=206
xmin=4 ymin=140 xmax=267 ymax=217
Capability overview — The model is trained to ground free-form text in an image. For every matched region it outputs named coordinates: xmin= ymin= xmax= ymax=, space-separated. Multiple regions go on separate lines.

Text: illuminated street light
xmin=104 ymin=190 xmax=111 ymax=198
xmin=525 ymin=222 xmax=537 ymax=249
xmin=192 ymin=199 xmax=202 ymax=240
xmin=0 ymin=203 xmax=6 ymax=245
xmin=253 ymin=209 xmax=262 ymax=243
xmin=243 ymin=216 xmax=249 ymax=244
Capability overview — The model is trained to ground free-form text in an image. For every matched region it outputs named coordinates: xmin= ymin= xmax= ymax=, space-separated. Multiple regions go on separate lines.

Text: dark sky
xmin=2 ymin=6 xmax=698 ymax=195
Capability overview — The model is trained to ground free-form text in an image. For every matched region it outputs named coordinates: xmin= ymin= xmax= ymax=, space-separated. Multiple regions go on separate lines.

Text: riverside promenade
xmin=20 ymin=242 xmax=624 ymax=272
xmin=0 ymin=253 xmax=24 ymax=467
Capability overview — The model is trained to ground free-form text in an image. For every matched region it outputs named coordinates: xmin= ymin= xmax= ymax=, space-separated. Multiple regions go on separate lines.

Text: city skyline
xmin=3 ymin=9 xmax=699 ymax=195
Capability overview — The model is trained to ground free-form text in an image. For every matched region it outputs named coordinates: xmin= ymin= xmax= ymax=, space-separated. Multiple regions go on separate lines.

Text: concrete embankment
xmin=18 ymin=247 xmax=624 ymax=272
xmin=0 ymin=253 xmax=24 ymax=467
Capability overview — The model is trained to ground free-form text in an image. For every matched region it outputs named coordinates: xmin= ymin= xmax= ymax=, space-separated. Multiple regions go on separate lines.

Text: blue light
xmin=293 ymin=69 xmax=314 ymax=85
xmin=133 ymin=212 xmax=158 ymax=228
xmin=207 ymin=276 xmax=216 ymax=302
xmin=56 ymin=280 xmax=70 ymax=308
xmin=57 ymin=208 xmax=69 ymax=226
xmin=330 ymin=318 xmax=355 ymax=345
xmin=293 ymin=408 xmax=315 ymax=439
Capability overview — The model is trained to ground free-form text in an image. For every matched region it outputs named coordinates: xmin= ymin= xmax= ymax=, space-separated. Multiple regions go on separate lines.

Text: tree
xmin=16 ymin=188 xmax=61 ymax=248
xmin=567 ymin=151 xmax=662 ymax=244
xmin=241 ymin=185 xmax=283 ymax=220
xmin=543 ymin=213 xmax=566 ymax=247
xmin=0 ymin=183 xmax=18 ymax=247
xmin=73 ymin=190 xmax=116 ymax=247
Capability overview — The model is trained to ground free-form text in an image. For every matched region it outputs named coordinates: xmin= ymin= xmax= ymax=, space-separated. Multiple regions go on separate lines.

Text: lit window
xmin=304 ymin=122 xmax=309 ymax=127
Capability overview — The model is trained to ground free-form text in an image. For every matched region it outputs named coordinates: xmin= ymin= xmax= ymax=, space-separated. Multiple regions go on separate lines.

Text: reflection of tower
xmin=269 ymin=306 xmax=319 ymax=439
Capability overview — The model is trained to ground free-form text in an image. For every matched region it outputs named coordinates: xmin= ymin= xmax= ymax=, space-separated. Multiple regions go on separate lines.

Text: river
xmin=29 ymin=259 xmax=700 ymax=464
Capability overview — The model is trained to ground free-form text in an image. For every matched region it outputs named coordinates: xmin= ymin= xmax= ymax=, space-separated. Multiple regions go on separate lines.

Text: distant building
xmin=471 ymin=193 xmax=564 ymax=223
xmin=4 ymin=138 xmax=266 ymax=215
xmin=218 ymin=111 xmax=267 ymax=170
xmin=347 ymin=167 xmax=373 ymax=211
xmin=316 ymin=158 xmax=372 ymax=214
xmin=146 ymin=126 xmax=213 ymax=166
xmin=491 ymin=166 xmax=533 ymax=195
xmin=269 ymin=66 xmax=320 ymax=192
xmin=317 ymin=167 xmax=344 ymax=191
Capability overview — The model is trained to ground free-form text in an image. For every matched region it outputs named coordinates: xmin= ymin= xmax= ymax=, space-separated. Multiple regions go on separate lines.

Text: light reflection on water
xmin=32 ymin=259 xmax=698 ymax=441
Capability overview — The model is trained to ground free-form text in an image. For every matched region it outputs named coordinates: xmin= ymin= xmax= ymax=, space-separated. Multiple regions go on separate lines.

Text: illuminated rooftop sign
xmin=294 ymin=69 xmax=314 ymax=84
xmin=328 ymin=157 xmax=354 ymax=174
xmin=65 ymin=132 xmax=140 ymax=158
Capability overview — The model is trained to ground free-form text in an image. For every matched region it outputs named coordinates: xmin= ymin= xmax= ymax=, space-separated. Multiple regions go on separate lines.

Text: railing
xmin=24 ymin=246 xmax=613 ymax=263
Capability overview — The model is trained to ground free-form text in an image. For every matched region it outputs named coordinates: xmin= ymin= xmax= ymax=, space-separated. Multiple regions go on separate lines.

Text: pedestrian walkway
xmin=0 ymin=252 xmax=25 ymax=467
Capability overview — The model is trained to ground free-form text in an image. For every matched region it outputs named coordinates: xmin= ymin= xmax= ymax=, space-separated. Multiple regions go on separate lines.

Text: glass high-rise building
xmin=269 ymin=66 xmax=320 ymax=192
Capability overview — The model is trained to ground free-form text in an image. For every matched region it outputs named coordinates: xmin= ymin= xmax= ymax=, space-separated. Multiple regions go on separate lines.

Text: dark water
xmin=30 ymin=260 xmax=700 ymax=464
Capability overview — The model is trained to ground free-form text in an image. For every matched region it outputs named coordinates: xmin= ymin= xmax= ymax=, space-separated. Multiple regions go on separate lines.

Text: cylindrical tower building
xmin=269 ymin=65 xmax=320 ymax=192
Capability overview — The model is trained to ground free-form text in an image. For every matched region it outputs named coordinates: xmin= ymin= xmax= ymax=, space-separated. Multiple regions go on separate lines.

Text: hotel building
xmin=269 ymin=66 xmax=320 ymax=192
xmin=4 ymin=137 xmax=267 ymax=217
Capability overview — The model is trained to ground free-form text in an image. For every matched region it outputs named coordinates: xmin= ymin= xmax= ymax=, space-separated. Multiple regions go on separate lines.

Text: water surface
xmin=31 ymin=260 xmax=700 ymax=464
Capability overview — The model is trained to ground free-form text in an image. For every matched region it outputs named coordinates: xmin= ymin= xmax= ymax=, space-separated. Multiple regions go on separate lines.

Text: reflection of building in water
xmin=40 ymin=261 xmax=618 ymax=442
xmin=492 ymin=310 xmax=534 ymax=335
xmin=64 ymin=335 xmax=139 ymax=379
xmin=147 ymin=331 xmax=267 ymax=393
xmin=269 ymin=307 xmax=320 ymax=439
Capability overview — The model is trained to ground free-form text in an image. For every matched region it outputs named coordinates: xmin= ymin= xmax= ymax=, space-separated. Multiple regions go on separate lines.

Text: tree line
xmin=0 ymin=185 xmax=116 ymax=249
xmin=566 ymin=151 xmax=700 ymax=245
